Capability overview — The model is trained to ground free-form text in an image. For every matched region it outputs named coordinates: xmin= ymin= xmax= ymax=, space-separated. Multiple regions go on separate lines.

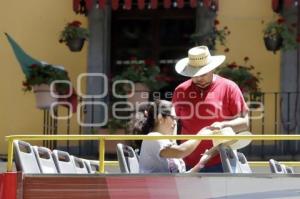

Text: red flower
xmin=22 ymin=81 xmax=28 ymax=87
xmin=129 ymin=56 xmax=137 ymax=60
xmin=69 ymin=20 xmax=82 ymax=27
xmin=214 ymin=19 xmax=220 ymax=26
xmin=30 ymin=64 xmax=38 ymax=69
xmin=297 ymin=35 xmax=300 ymax=43
xmin=224 ymin=48 xmax=230 ymax=53
xmin=144 ymin=58 xmax=155 ymax=66
xmin=277 ymin=18 xmax=285 ymax=24
xmin=227 ymin=62 xmax=237 ymax=68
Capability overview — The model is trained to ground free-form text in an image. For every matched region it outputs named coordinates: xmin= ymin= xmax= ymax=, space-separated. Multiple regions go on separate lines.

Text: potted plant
xmin=263 ymin=17 xmax=297 ymax=53
xmin=190 ymin=19 xmax=231 ymax=52
xmin=113 ymin=58 xmax=167 ymax=106
xmin=59 ymin=20 xmax=89 ymax=52
xmin=22 ymin=63 xmax=70 ymax=109
xmin=216 ymin=56 xmax=262 ymax=106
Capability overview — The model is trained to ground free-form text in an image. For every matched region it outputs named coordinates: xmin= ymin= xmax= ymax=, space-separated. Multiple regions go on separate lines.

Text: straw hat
xmin=175 ymin=46 xmax=225 ymax=77
xmin=211 ymin=127 xmax=252 ymax=150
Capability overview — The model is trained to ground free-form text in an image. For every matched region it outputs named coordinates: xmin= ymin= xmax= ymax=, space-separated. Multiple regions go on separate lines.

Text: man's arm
xmin=209 ymin=113 xmax=249 ymax=132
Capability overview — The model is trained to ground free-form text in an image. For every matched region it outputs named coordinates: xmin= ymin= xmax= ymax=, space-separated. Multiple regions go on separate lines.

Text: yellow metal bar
xmin=249 ymin=161 xmax=300 ymax=167
xmin=103 ymin=161 xmax=300 ymax=168
xmin=104 ymin=161 xmax=119 ymax=167
xmin=6 ymin=134 xmax=300 ymax=141
xmin=6 ymin=138 xmax=14 ymax=172
xmin=99 ymin=138 xmax=105 ymax=173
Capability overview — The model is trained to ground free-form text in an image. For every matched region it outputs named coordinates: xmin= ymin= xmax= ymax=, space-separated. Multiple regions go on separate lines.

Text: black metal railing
xmin=42 ymin=92 xmax=300 ymax=160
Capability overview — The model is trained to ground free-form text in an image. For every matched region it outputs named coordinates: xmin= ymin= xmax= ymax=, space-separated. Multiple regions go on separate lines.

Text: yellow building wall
xmin=0 ymin=0 xmax=87 ymax=153
xmin=217 ymin=0 xmax=281 ymax=140
xmin=0 ymin=0 xmax=281 ymax=154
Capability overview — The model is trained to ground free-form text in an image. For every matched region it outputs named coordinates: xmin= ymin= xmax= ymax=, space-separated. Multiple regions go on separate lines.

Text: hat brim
xmin=212 ymin=128 xmax=252 ymax=150
xmin=228 ymin=131 xmax=252 ymax=150
xmin=215 ymin=131 xmax=252 ymax=150
xmin=175 ymin=55 xmax=225 ymax=77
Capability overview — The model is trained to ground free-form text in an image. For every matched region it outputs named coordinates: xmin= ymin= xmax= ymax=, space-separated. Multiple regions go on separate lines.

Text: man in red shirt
xmin=172 ymin=46 xmax=249 ymax=172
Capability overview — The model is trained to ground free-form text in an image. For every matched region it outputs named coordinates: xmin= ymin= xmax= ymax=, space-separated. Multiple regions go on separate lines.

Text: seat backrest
xmin=284 ymin=165 xmax=295 ymax=174
xmin=32 ymin=146 xmax=58 ymax=174
xmin=71 ymin=156 xmax=89 ymax=174
xmin=218 ymin=144 xmax=241 ymax=173
xmin=116 ymin=143 xmax=139 ymax=173
xmin=83 ymin=159 xmax=99 ymax=174
xmin=237 ymin=152 xmax=252 ymax=173
xmin=13 ymin=140 xmax=41 ymax=173
xmin=269 ymin=159 xmax=285 ymax=174
xmin=52 ymin=150 xmax=76 ymax=173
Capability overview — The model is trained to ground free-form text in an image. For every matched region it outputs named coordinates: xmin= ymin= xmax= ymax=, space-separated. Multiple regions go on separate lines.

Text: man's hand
xmin=208 ymin=122 xmax=225 ymax=130
xmin=196 ymin=127 xmax=213 ymax=135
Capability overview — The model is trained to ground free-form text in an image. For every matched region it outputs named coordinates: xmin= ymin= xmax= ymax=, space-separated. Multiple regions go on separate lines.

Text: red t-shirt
xmin=172 ymin=75 xmax=248 ymax=168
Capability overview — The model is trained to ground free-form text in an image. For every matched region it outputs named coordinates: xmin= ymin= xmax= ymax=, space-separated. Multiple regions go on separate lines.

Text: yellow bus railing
xmin=6 ymin=134 xmax=300 ymax=173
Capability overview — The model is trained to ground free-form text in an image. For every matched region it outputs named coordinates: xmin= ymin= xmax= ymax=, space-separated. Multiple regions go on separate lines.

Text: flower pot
xmin=264 ymin=35 xmax=283 ymax=53
xmin=127 ymin=83 xmax=150 ymax=108
xmin=66 ymin=38 xmax=85 ymax=52
xmin=32 ymin=84 xmax=57 ymax=110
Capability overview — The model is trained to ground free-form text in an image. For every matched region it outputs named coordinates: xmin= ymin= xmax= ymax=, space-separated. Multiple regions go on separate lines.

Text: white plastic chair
xmin=218 ymin=144 xmax=241 ymax=173
xmin=70 ymin=156 xmax=89 ymax=174
xmin=237 ymin=152 xmax=252 ymax=173
xmin=83 ymin=159 xmax=99 ymax=174
xmin=116 ymin=143 xmax=139 ymax=173
xmin=269 ymin=159 xmax=285 ymax=174
xmin=13 ymin=140 xmax=41 ymax=173
xmin=52 ymin=150 xmax=76 ymax=173
xmin=32 ymin=146 xmax=58 ymax=174
xmin=284 ymin=165 xmax=295 ymax=174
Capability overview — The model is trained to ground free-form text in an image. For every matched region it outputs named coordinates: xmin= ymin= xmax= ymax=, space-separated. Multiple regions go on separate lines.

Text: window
xmin=111 ymin=8 xmax=196 ymax=100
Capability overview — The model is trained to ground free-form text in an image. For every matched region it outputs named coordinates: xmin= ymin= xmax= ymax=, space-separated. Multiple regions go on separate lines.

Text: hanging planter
xmin=66 ymin=38 xmax=85 ymax=52
xmin=262 ymin=17 xmax=297 ymax=53
xmin=32 ymin=84 xmax=57 ymax=110
xmin=59 ymin=20 xmax=89 ymax=52
xmin=263 ymin=34 xmax=283 ymax=53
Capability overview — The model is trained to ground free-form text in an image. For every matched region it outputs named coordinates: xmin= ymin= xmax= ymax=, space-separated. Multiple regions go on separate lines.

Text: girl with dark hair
xmin=132 ymin=100 xmax=217 ymax=173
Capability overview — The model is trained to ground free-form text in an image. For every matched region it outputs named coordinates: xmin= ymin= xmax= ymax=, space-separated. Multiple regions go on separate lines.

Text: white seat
xmin=32 ymin=146 xmax=58 ymax=174
xmin=284 ymin=165 xmax=295 ymax=174
xmin=116 ymin=143 xmax=139 ymax=173
xmin=218 ymin=144 xmax=241 ymax=173
xmin=52 ymin=150 xmax=76 ymax=173
xmin=70 ymin=156 xmax=89 ymax=174
xmin=83 ymin=159 xmax=99 ymax=174
xmin=237 ymin=152 xmax=252 ymax=173
xmin=13 ymin=140 xmax=41 ymax=173
xmin=269 ymin=159 xmax=285 ymax=174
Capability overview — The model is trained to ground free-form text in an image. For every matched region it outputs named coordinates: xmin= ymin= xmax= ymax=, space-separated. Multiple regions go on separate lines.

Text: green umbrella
xmin=5 ymin=32 xmax=41 ymax=77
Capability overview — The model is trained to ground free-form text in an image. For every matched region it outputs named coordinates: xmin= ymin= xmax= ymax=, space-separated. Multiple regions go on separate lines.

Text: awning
xmin=272 ymin=0 xmax=298 ymax=12
xmin=73 ymin=0 xmax=219 ymax=14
